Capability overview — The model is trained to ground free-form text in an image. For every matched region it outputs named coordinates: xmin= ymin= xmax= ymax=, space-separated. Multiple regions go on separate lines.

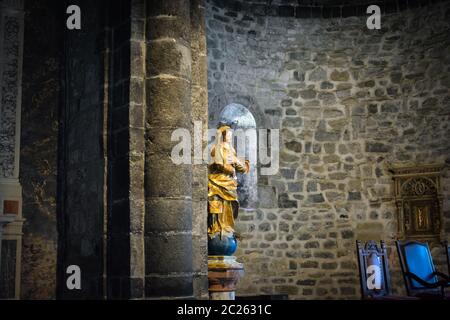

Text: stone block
xmin=258 ymin=185 xmax=277 ymax=208
xmin=145 ymin=275 xmax=193 ymax=298
xmin=146 ymin=77 xmax=191 ymax=128
xmin=278 ymin=194 xmax=297 ymax=208
xmin=145 ymin=233 xmax=193 ymax=273
xmin=365 ymin=142 xmax=392 ymax=153
xmin=308 ymin=194 xmax=325 ymax=203
xmin=299 ymin=89 xmax=317 ymax=100
xmin=145 ymin=154 xmax=192 ymax=198
xmin=315 ymin=131 xmax=340 ymax=142
xmin=308 ymin=67 xmax=327 ymax=82
xmin=147 ymin=40 xmax=191 ymax=79
xmin=330 ymin=70 xmax=349 ymax=81
xmin=147 ymin=0 xmax=190 ymax=19
xmin=147 ymin=16 xmax=190 ymax=42
xmin=145 ymin=198 xmax=193 ymax=232
xmin=348 ymin=191 xmax=361 ymax=201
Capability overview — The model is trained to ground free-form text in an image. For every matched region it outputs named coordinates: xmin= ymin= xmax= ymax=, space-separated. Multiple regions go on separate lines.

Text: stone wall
xmin=206 ymin=0 xmax=450 ymax=299
xmin=20 ymin=0 xmax=60 ymax=299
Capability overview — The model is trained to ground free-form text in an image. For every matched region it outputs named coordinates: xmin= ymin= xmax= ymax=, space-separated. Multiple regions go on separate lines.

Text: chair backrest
xmin=444 ymin=241 xmax=450 ymax=275
xmin=396 ymin=240 xmax=439 ymax=296
xmin=356 ymin=240 xmax=392 ymax=299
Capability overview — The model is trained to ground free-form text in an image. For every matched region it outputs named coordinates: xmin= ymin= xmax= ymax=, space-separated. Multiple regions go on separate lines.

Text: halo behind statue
xmin=217 ymin=119 xmax=238 ymax=130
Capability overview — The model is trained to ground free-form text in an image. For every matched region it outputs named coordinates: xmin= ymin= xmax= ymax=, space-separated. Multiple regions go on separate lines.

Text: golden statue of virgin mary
xmin=207 ymin=124 xmax=249 ymax=239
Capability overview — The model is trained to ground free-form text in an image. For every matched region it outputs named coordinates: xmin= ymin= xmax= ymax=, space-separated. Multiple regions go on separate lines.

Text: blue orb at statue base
xmin=208 ymin=234 xmax=238 ymax=256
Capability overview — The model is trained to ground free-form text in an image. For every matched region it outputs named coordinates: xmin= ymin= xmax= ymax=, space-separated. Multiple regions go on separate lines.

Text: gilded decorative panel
xmin=390 ymin=164 xmax=444 ymax=240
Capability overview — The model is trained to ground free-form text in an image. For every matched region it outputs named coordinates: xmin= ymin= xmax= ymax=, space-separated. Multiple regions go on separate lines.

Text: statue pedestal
xmin=208 ymin=256 xmax=244 ymax=300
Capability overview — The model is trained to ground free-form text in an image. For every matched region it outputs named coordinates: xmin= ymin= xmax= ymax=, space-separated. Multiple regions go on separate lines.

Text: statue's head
xmin=212 ymin=122 xmax=236 ymax=165
xmin=217 ymin=125 xmax=232 ymax=143
xmin=217 ymin=120 xmax=237 ymax=143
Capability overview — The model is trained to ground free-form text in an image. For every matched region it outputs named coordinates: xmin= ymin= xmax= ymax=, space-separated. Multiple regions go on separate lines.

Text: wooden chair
xmin=356 ymin=240 xmax=416 ymax=300
xmin=396 ymin=240 xmax=450 ymax=299
xmin=443 ymin=241 xmax=450 ymax=275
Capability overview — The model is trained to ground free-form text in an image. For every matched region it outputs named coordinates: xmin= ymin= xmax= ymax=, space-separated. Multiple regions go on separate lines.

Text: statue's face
xmin=225 ymin=129 xmax=233 ymax=142
xmin=219 ymin=126 xmax=233 ymax=143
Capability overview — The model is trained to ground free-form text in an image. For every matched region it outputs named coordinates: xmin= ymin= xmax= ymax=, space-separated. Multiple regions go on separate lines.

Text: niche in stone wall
xmin=390 ymin=164 xmax=445 ymax=241
xmin=218 ymin=103 xmax=257 ymax=209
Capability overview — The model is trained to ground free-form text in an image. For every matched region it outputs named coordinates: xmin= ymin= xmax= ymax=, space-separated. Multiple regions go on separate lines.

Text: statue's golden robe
xmin=208 ymin=144 xmax=249 ymax=239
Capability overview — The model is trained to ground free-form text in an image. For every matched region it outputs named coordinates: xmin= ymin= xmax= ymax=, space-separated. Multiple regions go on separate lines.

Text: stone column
xmin=127 ymin=0 xmax=146 ymax=300
xmin=145 ymin=0 xmax=194 ymax=299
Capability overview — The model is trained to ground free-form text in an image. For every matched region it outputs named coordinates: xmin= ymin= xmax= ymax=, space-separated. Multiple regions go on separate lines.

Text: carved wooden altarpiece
xmin=390 ymin=164 xmax=444 ymax=241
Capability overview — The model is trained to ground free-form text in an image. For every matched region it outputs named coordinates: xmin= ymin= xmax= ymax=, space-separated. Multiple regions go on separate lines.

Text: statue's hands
xmin=222 ymin=163 xmax=235 ymax=175
xmin=226 ymin=153 xmax=234 ymax=165
xmin=244 ymin=159 xmax=250 ymax=173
